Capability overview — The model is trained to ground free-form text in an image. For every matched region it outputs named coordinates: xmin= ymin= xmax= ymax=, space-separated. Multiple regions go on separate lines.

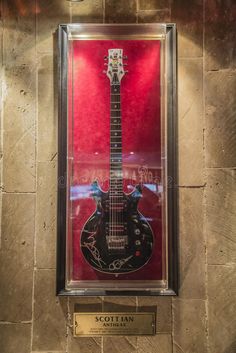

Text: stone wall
xmin=0 ymin=1 xmax=235 ymax=352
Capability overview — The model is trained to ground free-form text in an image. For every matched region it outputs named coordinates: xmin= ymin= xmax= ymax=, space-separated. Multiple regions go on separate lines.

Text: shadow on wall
xmin=3 ymin=0 xmax=63 ymax=17
xmin=2 ymin=0 xmax=236 ymax=67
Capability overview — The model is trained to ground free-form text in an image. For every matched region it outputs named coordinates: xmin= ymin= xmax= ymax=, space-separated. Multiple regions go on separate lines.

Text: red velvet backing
xmin=69 ymin=39 xmax=165 ymax=281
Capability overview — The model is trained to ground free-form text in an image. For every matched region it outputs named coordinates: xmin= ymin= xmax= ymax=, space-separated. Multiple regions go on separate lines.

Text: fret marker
xmin=115 ymin=133 xmax=117 ymax=135
xmin=115 ymin=144 xmax=117 ymax=147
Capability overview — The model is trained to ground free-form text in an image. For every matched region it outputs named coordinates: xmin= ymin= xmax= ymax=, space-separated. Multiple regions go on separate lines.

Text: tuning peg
xmin=125 ymin=70 xmax=129 ymax=73
xmin=103 ymin=70 xmax=107 ymax=74
xmin=104 ymin=63 xmax=108 ymax=66
xmin=104 ymin=56 xmax=108 ymax=60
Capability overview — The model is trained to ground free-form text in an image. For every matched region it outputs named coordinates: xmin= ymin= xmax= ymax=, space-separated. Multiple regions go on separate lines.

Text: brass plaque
xmin=73 ymin=312 xmax=156 ymax=337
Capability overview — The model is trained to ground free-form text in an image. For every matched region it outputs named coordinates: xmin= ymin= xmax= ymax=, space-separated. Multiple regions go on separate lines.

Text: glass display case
xmin=57 ymin=24 xmax=177 ymax=296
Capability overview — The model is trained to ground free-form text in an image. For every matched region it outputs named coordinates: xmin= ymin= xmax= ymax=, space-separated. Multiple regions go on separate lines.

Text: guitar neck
xmin=110 ymin=83 xmax=122 ymax=194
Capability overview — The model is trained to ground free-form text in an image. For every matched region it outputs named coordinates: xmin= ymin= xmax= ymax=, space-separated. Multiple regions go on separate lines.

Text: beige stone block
xmin=171 ymin=0 xmax=203 ymax=57
xmin=102 ymin=297 xmax=138 ymax=352
xmin=138 ymin=0 xmax=170 ymax=10
xmin=205 ymin=0 xmax=236 ymax=70
xmin=36 ymin=0 xmax=70 ymax=53
xmin=0 ymin=323 xmax=31 ymax=353
xmin=205 ymin=70 xmax=236 ymax=167
xmin=104 ymin=336 xmax=137 ymax=353
xmin=103 ymin=297 xmax=137 ymax=311
xmin=68 ymin=297 xmax=102 ymax=353
xmin=178 ymin=58 xmax=204 ymax=186
xmin=138 ymin=9 xmax=170 ymax=23
xmin=178 ymin=188 xmax=205 ymax=298
xmin=69 ymin=297 xmax=102 ymax=315
xmin=3 ymin=66 xmax=36 ymax=132
xmin=137 ymin=334 xmax=172 ymax=353
xmin=3 ymin=1 xmax=36 ymax=68
xmin=36 ymin=161 xmax=57 ymax=268
xmin=3 ymin=65 xmax=36 ymax=192
xmin=99 ymin=300 xmax=137 ymax=352
xmin=38 ymin=54 xmax=57 ymax=162
xmin=207 ymin=265 xmax=236 ymax=353
xmin=0 ymin=157 xmax=3 ymax=189
xmin=173 ymin=299 xmax=207 ymax=353
xmin=206 ymin=169 xmax=236 ymax=264
xmin=137 ymin=297 xmax=171 ymax=333
xmin=3 ymin=130 xmax=35 ymax=192
xmin=72 ymin=0 xmax=103 ymax=23
xmin=0 ymin=194 xmax=34 ymax=321
xmin=105 ymin=0 xmax=136 ymax=23
xmin=69 ymin=332 xmax=102 ymax=353
xmin=32 ymin=269 xmax=67 ymax=351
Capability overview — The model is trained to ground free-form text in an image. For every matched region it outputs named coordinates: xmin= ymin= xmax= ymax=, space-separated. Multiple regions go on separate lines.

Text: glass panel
xmin=62 ymin=24 xmax=174 ymax=294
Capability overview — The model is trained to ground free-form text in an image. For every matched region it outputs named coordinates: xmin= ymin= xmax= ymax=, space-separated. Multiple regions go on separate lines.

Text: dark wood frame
xmin=56 ymin=23 xmax=178 ymax=296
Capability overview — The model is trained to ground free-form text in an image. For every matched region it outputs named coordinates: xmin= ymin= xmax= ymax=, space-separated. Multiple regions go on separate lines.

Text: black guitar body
xmin=81 ymin=182 xmax=154 ymax=274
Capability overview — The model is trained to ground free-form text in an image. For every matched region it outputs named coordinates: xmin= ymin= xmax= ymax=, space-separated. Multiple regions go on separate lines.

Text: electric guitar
xmin=80 ymin=49 xmax=154 ymax=274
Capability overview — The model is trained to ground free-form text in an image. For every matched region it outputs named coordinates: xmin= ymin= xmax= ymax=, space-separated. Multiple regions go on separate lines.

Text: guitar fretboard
xmin=110 ymin=84 xmax=123 ymax=196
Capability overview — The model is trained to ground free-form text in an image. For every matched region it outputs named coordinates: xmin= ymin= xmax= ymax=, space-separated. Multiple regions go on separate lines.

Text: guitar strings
xmin=110 ymin=82 xmax=123 ymax=248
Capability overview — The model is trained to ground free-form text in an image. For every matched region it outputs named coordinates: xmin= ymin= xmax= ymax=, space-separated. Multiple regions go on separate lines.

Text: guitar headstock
xmin=104 ymin=49 xmax=127 ymax=84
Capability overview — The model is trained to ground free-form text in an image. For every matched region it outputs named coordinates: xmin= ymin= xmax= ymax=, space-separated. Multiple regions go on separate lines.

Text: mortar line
xmin=2 ymin=191 xmax=36 ymax=194
xmin=205 ymin=166 xmax=236 ymax=170
xmin=208 ymin=263 xmax=236 ymax=267
xmin=102 ymin=0 xmax=105 ymax=23
xmin=202 ymin=1 xmax=210 ymax=353
xmin=170 ymin=2 xmax=174 ymax=351
xmin=0 ymin=320 xmax=32 ymax=324
xmin=30 ymin=1 xmax=38 ymax=351
xmin=137 ymin=8 xmax=171 ymax=13
xmin=69 ymin=0 xmax=72 ymax=23
xmin=0 ymin=0 xmax=3 ymax=250
xmin=66 ymin=297 xmax=69 ymax=353
xmin=136 ymin=0 xmax=138 ymax=24
xmin=171 ymin=297 xmax=174 ymax=353
xmin=178 ymin=184 xmax=206 ymax=188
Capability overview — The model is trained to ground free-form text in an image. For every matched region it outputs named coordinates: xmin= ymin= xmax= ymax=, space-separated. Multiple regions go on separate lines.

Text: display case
xmin=57 ymin=24 xmax=177 ymax=296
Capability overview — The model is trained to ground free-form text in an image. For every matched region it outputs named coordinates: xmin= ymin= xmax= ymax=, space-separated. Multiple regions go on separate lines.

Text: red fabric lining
xmin=69 ymin=39 xmax=165 ymax=281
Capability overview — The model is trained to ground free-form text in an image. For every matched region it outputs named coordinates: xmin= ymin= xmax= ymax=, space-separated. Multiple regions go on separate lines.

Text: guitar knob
xmin=135 ymin=229 xmax=141 ymax=235
xmin=135 ymin=240 xmax=141 ymax=246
